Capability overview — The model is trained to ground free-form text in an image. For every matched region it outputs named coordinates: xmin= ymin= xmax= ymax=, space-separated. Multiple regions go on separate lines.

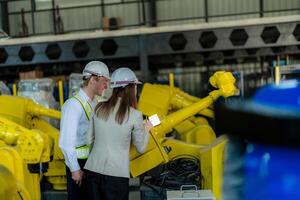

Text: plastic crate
xmin=167 ymin=185 xmax=215 ymax=200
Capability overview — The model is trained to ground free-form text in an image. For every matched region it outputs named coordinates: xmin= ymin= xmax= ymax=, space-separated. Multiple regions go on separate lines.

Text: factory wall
xmin=7 ymin=0 xmax=300 ymax=36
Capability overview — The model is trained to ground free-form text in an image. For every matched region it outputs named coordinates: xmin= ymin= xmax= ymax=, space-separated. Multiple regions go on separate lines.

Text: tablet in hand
xmin=149 ymin=114 xmax=161 ymax=127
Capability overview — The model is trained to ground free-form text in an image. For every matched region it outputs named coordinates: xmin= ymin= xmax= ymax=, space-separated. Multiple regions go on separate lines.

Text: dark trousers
xmin=66 ymin=159 xmax=87 ymax=200
xmin=86 ymin=170 xmax=129 ymax=200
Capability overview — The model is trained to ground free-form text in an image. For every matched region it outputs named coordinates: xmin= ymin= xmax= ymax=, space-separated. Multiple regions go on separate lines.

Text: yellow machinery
xmin=131 ymin=71 xmax=237 ymax=200
xmin=138 ymin=73 xmax=217 ymax=146
xmin=0 ymin=96 xmax=65 ymax=200
xmin=138 ymin=71 xmax=235 ymax=147
xmin=0 ymin=70 xmax=236 ymax=200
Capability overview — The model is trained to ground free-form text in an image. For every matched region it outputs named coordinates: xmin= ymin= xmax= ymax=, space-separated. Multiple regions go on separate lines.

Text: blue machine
xmin=216 ymin=80 xmax=300 ymax=200
xmin=245 ymin=143 xmax=300 ymax=200
xmin=244 ymin=80 xmax=300 ymax=200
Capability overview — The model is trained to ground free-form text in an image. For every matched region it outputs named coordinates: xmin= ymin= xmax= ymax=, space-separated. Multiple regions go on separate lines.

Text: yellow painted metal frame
xmin=0 ymin=143 xmax=39 ymax=200
xmin=58 ymin=80 xmax=64 ymax=108
xmin=200 ymin=135 xmax=228 ymax=200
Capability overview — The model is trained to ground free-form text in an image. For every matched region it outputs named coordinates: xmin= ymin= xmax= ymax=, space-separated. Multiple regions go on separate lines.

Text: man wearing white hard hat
xmin=59 ymin=61 xmax=110 ymax=200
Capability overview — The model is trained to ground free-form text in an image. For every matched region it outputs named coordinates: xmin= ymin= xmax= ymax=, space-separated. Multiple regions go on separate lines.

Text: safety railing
xmin=3 ymin=0 xmax=300 ymax=37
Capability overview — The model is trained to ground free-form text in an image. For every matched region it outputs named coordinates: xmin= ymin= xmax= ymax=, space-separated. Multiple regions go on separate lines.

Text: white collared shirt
xmin=59 ymin=89 xmax=97 ymax=172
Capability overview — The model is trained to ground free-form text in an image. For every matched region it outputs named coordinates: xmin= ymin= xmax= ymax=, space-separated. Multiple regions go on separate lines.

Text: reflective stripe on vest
xmin=72 ymin=94 xmax=93 ymax=121
xmin=75 ymin=145 xmax=90 ymax=159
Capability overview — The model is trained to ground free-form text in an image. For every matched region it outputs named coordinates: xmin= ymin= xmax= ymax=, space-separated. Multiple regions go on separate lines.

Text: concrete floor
xmin=42 ymin=178 xmax=143 ymax=200
xmin=42 ymin=190 xmax=142 ymax=200
xmin=129 ymin=191 xmax=141 ymax=200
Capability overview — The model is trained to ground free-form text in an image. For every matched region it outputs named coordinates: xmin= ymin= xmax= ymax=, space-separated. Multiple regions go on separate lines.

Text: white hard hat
xmin=83 ymin=61 xmax=110 ymax=79
xmin=110 ymin=67 xmax=141 ymax=88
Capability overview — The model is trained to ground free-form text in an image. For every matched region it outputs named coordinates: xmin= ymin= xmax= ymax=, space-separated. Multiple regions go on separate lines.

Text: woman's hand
xmin=143 ymin=120 xmax=153 ymax=132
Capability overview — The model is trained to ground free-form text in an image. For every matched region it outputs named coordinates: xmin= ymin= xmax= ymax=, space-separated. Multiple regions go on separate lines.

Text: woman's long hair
xmin=95 ymin=84 xmax=137 ymax=124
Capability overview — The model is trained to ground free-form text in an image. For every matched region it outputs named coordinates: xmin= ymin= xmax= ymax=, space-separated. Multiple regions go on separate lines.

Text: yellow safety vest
xmin=72 ymin=94 xmax=93 ymax=159
xmin=75 ymin=145 xmax=90 ymax=159
xmin=72 ymin=94 xmax=93 ymax=121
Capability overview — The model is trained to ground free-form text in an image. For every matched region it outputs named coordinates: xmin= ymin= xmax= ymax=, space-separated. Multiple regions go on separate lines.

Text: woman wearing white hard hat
xmin=84 ymin=67 xmax=153 ymax=200
xmin=59 ymin=61 xmax=110 ymax=200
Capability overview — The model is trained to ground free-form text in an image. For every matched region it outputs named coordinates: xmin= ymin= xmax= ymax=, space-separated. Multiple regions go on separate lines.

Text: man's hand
xmin=72 ymin=170 xmax=84 ymax=186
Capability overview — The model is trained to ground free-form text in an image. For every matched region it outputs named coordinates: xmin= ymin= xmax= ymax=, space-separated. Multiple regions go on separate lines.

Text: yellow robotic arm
xmin=0 ymin=95 xmax=65 ymax=199
xmin=138 ymin=83 xmax=214 ymax=119
xmin=131 ymin=71 xmax=236 ymax=200
xmin=0 ymin=95 xmax=63 ymax=160
xmin=0 ymin=115 xmax=48 ymax=163
xmin=131 ymin=71 xmax=236 ymax=175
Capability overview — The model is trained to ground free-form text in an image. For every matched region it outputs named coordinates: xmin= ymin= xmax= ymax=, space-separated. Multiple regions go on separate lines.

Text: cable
xmin=143 ymin=155 xmax=201 ymax=195
xmin=18 ymin=191 xmax=24 ymax=200
xmin=142 ymin=180 xmax=165 ymax=200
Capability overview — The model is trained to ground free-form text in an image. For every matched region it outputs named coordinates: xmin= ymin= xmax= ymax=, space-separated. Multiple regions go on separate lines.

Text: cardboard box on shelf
xmin=19 ymin=70 xmax=44 ymax=80
xmin=102 ymin=17 xmax=110 ymax=31
xmin=102 ymin=17 xmax=122 ymax=31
